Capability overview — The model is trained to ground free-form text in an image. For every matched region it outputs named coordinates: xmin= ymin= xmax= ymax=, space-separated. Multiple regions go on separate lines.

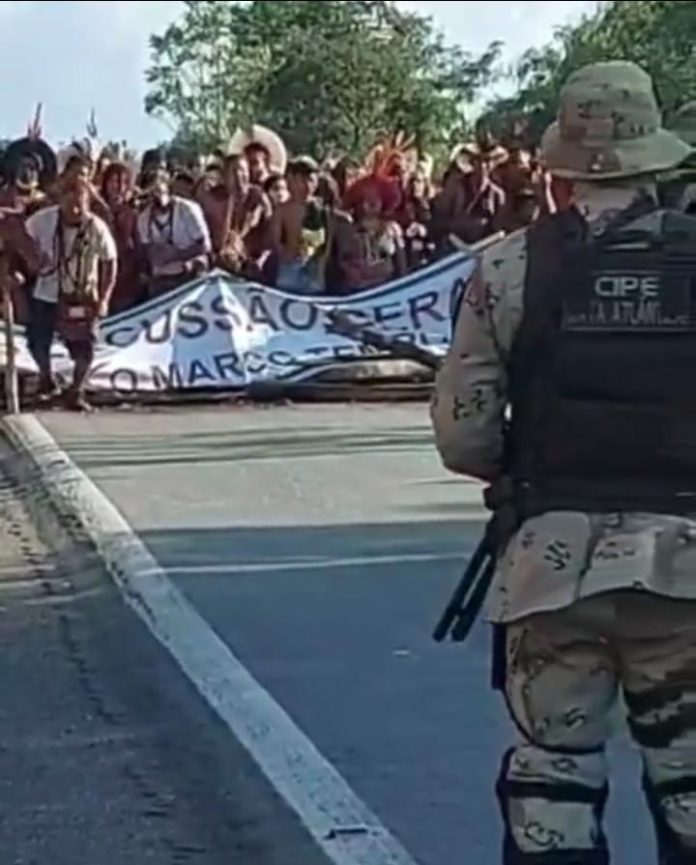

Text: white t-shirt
xmin=137 ymin=196 xmax=212 ymax=277
xmin=26 ymin=206 xmax=117 ymax=304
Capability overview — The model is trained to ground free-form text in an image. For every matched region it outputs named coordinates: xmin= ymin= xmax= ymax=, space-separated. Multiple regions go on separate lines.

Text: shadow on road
xmin=138 ymin=516 xmax=481 ymax=573
xmin=121 ymin=518 xmax=654 ymax=865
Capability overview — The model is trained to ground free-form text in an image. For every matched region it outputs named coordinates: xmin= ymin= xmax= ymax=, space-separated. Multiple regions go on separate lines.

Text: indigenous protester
xmin=186 ymin=154 xmax=208 ymax=186
xmin=367 ymin=132 xmax=418 ymax=203
xmin=137 ymin=168 xmax=211 ymax=299
xmin=245 ymin=143 xmax=273 ymax=187
xmin=431 ymin=136 xmax=507 ymax=250
xmin=495 ymin=134 xmax=542 ymax=231
xmin=100 ymin=162 xmax=141 ymax=313
xmin=137 ymin=147 xmax=168 ymax=190
xmin=0 ymin=106 xmax=610 ymax=417
xmin=228 ymin=125 xmax=288 ymax=188
xmin=397 ymin=167 xmax=434 ymax=271
xmin=337 ymin=173 xmax=406 ymax=292
xmin=25 ymin=176 xmax=117 ymax=410
xmin=332 ymin=155 xmax=362 ymax=203
xmin=57 ymin=137 xmax=101 ymax=183
xmin=0 ymin=137 xmax=54 ymax=215
xmin=0 ymin=207 xmax=42 ymax=327
xmin=0 ymin=109 xmax=576 ymax=320
xmin=315 ymin=173 xmax=343 ymax=212
xmin=53 ymin=151 xmax=112 ymax=223
xmin=171 ymin=170 xmax=196 ymax=200
xmin=94 ymin=151 xmax=112 ymax=188
xmin=0 ymin=137 xmax=57 ymax=323
xmin=314 ymin=173 xmax=353 ymax=295
xmin=60 ymin=154 xmax=92 ymax=186
xmin=0 ymin=209 xmax=40 ymax=277
xmin=197 ymin=153 xmax=271 ymax=279
xmin=195 ymin=162 xmax=223 ymax=198
xmin=271 ymin=156 xmax=329 ymax=294
xmin=499 ymin=184 xmax=538 ymax=233
xmin=432 ymin=61 xmax=696 ymax=864
xmin=263 ymin=173 xmax=289 ymax=210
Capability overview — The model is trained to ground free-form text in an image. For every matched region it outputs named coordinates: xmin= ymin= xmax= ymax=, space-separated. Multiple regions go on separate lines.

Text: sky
xmin=0 ymin=0 xmax=598 ymax=149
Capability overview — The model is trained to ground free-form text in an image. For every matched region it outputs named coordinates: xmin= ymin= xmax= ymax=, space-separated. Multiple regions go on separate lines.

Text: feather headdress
xmin=343 ymin=131 xmax=424 ymax=214
xmin=2 ymin=103 xmax=57 ymax=187
xmin=57 ymin=108 xmax=103 ymax=173
xmin=362 ymin=131 xmax=418 ymax=179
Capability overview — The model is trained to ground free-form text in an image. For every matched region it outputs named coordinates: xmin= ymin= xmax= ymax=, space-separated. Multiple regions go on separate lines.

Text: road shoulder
xmin=1 ymin=412 xmax=419 ymax=865
xmin=0 ymin=421 xmax=332 ymax=865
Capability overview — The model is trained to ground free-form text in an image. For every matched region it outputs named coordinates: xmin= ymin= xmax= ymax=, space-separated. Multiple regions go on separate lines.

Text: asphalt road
xmin=0 ymin=435 xmax=330 ymax=865
xmin=38 ymin=402 xmax=653 ymax=864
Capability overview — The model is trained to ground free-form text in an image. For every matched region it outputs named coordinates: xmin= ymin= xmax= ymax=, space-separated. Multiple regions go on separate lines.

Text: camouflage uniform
xmin=431 ymin=62 xmax=696 ymax=864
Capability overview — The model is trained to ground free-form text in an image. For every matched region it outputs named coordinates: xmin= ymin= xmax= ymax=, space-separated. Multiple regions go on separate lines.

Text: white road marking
xmin=153 ymin=551 xmax=464 ymax=577
xmin=3 ymin=414 xmax=423 ymax=865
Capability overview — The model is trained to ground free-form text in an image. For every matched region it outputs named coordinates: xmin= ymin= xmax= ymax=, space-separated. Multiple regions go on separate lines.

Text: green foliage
xmin=145 ymin=0 xmax=501 ymax=157
xmin=485 ymin=1 xmax=696 ymax=143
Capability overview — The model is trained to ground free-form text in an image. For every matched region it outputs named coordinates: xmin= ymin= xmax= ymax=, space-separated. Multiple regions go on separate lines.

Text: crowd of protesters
xmin=0 ymin=114 xmax=564 ymax=409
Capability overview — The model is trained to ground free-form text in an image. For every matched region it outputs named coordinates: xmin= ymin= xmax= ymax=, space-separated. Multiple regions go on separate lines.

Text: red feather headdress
xmin=344 ymin=132 xmax=416 ymax=214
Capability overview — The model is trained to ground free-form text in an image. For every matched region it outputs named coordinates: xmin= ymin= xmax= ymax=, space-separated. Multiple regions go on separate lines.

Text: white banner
xmin=1 ymin=252 xmax=475 ymax=394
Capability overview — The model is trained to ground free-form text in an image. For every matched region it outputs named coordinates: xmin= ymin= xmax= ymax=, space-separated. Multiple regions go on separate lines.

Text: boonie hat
xmin=541 ymin=61 xmax=691 ymax=180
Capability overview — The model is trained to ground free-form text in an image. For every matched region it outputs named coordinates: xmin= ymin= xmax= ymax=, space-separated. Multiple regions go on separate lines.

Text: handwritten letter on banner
xmin=3 ymin=252 xmax=475 ymax=393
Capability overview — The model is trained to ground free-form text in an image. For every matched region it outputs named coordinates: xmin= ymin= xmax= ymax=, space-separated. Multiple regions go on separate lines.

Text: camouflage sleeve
xmin=430 ymin=231 xmax=527 ymax=481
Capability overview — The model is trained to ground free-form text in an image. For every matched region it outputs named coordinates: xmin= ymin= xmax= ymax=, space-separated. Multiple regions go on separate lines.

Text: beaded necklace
xmin=52 ymin=212 xmax=96 ymax=299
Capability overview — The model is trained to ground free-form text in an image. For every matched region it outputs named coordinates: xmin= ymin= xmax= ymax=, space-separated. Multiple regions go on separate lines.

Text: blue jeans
xmin=275 ymin=260 xmax=323 ymax=295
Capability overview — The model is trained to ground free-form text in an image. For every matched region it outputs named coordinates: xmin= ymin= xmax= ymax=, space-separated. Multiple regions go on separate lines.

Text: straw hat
xmin=227 ymin=124 xmax=288 ymax=175
xmin=449 ymin=140 xmax=509 ymax=174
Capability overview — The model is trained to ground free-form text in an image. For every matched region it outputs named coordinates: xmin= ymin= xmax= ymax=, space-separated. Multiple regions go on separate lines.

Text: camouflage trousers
xmin=499 ymin=590 xmax=696 ymax=864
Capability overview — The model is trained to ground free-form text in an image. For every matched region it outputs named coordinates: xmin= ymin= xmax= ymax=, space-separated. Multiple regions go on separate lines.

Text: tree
xmin=484 ymin=0 xmax=696 ymax=143
xmin=145 ymin=0 xmax=501 ymax=157
xmin=144 ymin=1 xmax=270 ymax=152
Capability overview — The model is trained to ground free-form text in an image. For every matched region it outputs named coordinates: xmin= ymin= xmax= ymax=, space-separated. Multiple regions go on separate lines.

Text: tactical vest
xmin=506 ymin=203 xmax=696 ymax=516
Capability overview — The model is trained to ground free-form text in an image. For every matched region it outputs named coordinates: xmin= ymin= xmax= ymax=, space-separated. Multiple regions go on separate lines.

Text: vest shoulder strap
xmin=508 ymin=209 xmax=586 ymax=389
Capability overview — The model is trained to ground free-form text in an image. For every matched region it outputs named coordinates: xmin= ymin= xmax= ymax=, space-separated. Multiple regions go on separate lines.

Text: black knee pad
xmin=642 ymin=772 xmax=696 ymax=865
xmin=497 ymin=749 xmax=610 ymax=865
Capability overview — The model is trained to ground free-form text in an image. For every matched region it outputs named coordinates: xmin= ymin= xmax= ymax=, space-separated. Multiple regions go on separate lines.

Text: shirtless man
xmin=245 ymin=143 xmax=272 ymax=187
xmin=197 ymin=154 xmax=271 ymax=277
xmin=0 ymin=206 xmax=42 ymax=327
xmin=0 ymin=144 xmax=52 ymax=322
xmin=271 ymin=157 xmax=327 ymax=294
xmin=100 ymin=162 xmax=141 ymax=312
xmin=0 ymin=209 xmax=40 ymax=270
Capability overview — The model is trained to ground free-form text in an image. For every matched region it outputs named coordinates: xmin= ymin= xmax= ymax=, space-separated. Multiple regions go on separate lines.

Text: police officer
xmin=431 ymin=61 xmax=696 ymax=864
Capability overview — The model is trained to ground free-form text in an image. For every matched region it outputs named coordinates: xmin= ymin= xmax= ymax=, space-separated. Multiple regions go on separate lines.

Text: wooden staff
xmin=0 ymin=255 xmax=19 ymax=415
